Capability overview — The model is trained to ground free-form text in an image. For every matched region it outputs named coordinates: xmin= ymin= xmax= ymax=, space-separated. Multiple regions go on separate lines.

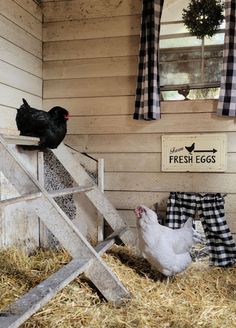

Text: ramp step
xmin=0 ymin=229 xmax=127 ymax=328
xmin=94 ymin=227 xmax=128 ymax=254
xmin=0 ymin=186 xmax=95 ymax=207
xmin=0 ymin=192 xmax=42 ymax=207
xmin=49 ymin=185 xmax=94 ymax=198
xmin=0 ymin=136 xmax=131 ymax=328
xmin=2 ymin=135 xmax=40 ymax=146
xmin=0 ymin=258 xmax=90 ymax=328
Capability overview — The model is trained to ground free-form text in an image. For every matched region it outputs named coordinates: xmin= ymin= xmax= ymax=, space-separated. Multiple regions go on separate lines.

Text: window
xmin=159 ymin=0 xmax=225 ymax=100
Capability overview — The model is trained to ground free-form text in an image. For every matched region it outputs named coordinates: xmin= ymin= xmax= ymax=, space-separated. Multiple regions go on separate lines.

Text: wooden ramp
xmin=0 ymin=135 xmax=132 ymax=328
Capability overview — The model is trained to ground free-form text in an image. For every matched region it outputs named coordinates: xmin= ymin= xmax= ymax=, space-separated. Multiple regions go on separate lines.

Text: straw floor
xmin=0 ymin=245 xmax=235 ymax=328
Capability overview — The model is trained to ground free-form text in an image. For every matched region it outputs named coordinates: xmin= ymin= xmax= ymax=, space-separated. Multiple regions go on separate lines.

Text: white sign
xmin=162 ymin=134 xmax=227 ymax=172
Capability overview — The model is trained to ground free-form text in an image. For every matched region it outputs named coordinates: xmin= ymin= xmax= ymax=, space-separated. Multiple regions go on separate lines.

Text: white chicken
xmin=134 ymin=205 xmax=194 ymax=276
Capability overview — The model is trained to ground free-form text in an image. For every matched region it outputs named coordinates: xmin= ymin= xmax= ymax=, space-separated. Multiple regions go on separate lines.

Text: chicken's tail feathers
xmin=22 ymin=98 xmax=31 ymax=109
xmin=184 ymin=218 xmax=193 ymax=228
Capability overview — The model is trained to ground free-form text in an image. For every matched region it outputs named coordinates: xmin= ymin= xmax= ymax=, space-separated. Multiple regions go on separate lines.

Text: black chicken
xmin=178 ymin=85 xmax=190 ymax=100
xmin=16 ymin=98 xmax=69 ymax=149
xmin=185 ymin=142 xmax=195 ymax=155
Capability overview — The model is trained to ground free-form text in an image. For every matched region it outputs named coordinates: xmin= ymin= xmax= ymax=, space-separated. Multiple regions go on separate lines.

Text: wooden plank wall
xmin=0 ymin=0 xmax=42 ymax=250
xmin=0 ymin=0 xmax=42 ymax=134
xmin=42 ymin=0 xmax=236 ymax=241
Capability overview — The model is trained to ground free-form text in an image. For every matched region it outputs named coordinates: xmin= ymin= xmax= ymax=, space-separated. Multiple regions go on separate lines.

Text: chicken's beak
xmin=64 ymin=114 xmax=70 ymax=120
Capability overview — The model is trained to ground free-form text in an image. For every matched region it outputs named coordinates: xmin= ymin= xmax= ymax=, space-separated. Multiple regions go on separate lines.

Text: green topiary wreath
xmin=182 ymin=0 xmax=224 ymax=39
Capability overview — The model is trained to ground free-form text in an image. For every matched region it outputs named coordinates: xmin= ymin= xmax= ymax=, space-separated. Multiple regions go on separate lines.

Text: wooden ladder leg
xmin=0 ymin=137 xmax=130 ymax=303
xmin=0 ymin=231 xmax=128 ymax=328
xmin=29 ymin=197 xmax=130 ymax=303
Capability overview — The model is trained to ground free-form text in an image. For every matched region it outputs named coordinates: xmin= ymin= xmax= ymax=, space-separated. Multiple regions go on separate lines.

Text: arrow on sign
xmin=194 ymin=148 xmax=217 ymax=153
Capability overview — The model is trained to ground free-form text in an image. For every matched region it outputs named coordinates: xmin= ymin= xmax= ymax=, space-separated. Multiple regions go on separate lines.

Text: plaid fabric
xmin=166 ymin=192 xmax=236 ymax=267
xmin=166 ymin=192 xmax=197 ymax=228
xmin=133 ymin=0 xmax=164 ymax=120
xmin=217 ymin=0 xmax=236 ymax=116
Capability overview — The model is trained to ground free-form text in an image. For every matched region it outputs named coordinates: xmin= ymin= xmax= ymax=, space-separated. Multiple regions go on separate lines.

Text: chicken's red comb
xmin=134 ymin=206 xmax=144 ymax=219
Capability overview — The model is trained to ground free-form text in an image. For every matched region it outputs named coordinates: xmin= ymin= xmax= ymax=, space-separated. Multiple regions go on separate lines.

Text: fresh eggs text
xmin=169 ymin=155 xmax=216 ymax=164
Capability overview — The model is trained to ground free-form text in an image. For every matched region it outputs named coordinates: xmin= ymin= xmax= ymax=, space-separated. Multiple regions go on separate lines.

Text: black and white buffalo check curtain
xmin=217 ymin=0 xmax=236 ymax=116
xmin=166 ymin=192 xmax=236 ymax=267
xmin=133 ymin=0 xmax=164 ymax=120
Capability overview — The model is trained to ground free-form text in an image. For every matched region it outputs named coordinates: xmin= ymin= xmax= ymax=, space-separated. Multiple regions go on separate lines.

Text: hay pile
xmin=0 ymin=245 xmax=235 ymax=328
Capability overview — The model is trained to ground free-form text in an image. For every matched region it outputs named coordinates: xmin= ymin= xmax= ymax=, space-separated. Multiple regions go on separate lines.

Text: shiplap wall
xmin=0 ymin=0 xmax=42 ymax=134
xmin=0 ymin=0 xmax=42 ymax=250
xmin=42 ymin=0 xmax=236 ymax=240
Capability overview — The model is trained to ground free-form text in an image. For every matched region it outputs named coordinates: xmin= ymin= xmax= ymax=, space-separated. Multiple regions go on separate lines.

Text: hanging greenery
xmin=182 ymin=0 xmax=225 ymax=39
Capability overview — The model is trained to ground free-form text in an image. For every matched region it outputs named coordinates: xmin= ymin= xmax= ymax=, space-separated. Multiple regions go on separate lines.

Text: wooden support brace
xmin=49 ymin=185 xmax=94 ymax=198
xmin=0 ymin=136 xmax=130 ymax=304
xmin=0 ymin=259 xmax=90 ymax=328
xmin=0 ymin=228 xmax=128 ymax=328
xmin=0 ymin=192 xmax=42 ymax=207
xmin=97 ymin=158 xmax=105 ymax=242
xmin=2 ymin=135 xmax=40 ymax=146
xmin=28 ymin=197 xmax=130 ymax=303
xmin=52 ymin=144 xmax=132 ymax=245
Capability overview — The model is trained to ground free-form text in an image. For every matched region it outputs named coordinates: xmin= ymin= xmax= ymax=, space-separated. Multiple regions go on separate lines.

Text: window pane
xmin=159 ymin=1 xmax=225 ymax=88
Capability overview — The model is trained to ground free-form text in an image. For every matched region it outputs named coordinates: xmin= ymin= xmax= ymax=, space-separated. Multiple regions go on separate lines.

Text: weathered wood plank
xmin=43 ymin=54 xmax=221 ymax=86
xmin=28 ymin=198 xmax=130 ymax=304
xmin=0 ymin=142 xmax=40 ymax=252
xmin=65 ymin=131 xmax=236 ymax=153
xmin=90 ymin=152 xmax=236 ymax=174
xmin=69 ymin=149 xmax=97 ymax=175
xmin=106 ymin=191 xmax=236 ymax=213
xmin=66 ymin=113 xmax=235 ymax=135
xmin=0 ymin=61 xmax=42 ymax=96
xmin=97 ymin=158 xmax=105 ymax=242
xmin=0 ymin=144 xmax=39 ymax=195
xmin=49 ymin=185 xmax=94 ymax=198
xmin=0 ymin=37 xmax=42 ymax=77
xmin=105 ymin=172 xmax=236 ymax=193
xmin=0 ymin=15 xmax=42 ymax=58
xmin=44 ymin=97 xmax=217 ymax=116
xmin=106 ymin=191 xmax=169 ymax=210
xmin=0 ymin=106 xmax=17 ymax=132
xmin=43 ymin=96 xmax=135 ymax=115
xmin=37 ymin=151 xmax=49 ymax=248
xmin=3 ymin=135 xmax=39 ymax=145
xmin=43 ymin=15 xmax=140 ymax=41
xmin=3 ymin=201 xmax=40 ymax=252
xmin=44 ymin=76 xmax=136 ymax=98
xmin=52 ymin=143 xmax=134 ymax=245
xmin=0 ymin=128 xmax=18 ymax=135
xmin=0 ymin=227 xmax=129 ymax=328
xmin=0 ymin=137 xmax=130 ymax=305
xmin=0 ymin=0 xmax=42 ymax=40
xmin=226 ymin=214 xmax=236 ymax=235
xmin=43 ymin=56 xmax=138 ymax=80
xmin=0 ymin=259 xmax=90 ymax=328
xmin=0 ymin=192 xmax=42 ymax=207
xmin=43 ymin=36 xmax=139 ymax=61
xmin=43 ymin=0 xmax=142 ymax=22
xmin=14 ymin=0 xmax=42 ymax=22
xmin=43 ymin=75 xmax=222 ymax=102
xmin=117 ymin=210 xmax=137 ymax=227
xmin=117 ymin=209 xmax=236 ymax=234
xmin=226 ymin=153 xmax=236 ymax=173
xmin=90 ymin=153 xmax=161 ymax=172
xmin=0 ymin=84 xmax=42 ymax=109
